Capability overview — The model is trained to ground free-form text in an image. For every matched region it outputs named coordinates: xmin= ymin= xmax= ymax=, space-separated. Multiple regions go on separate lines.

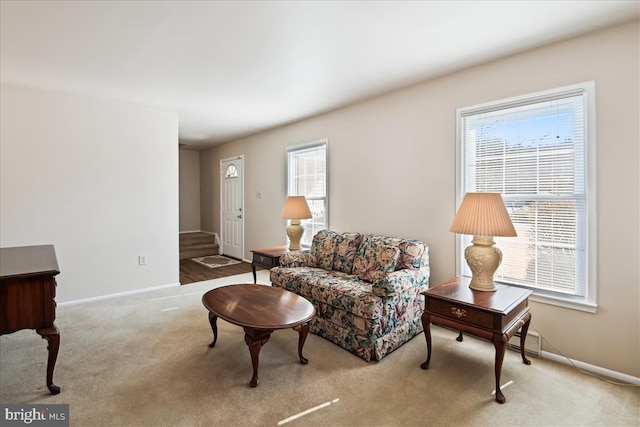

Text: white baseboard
xmin=212 ymin=233 xmax=222 ymax=247
xmin=542 ymin=350 xmax=640 ymax=386
xmin=58 ymin=282 xmax=181 ymax=307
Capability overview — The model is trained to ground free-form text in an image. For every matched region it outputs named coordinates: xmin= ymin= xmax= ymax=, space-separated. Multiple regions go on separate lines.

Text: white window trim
xmin=286 ymin=138 xmax=329 ymax=248
xmin=455 ymin=82 xmax=597 ymax=313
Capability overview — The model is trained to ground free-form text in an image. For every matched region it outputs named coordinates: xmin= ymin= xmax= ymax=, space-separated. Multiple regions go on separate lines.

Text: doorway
xmin=220 ymin=156 xmax=244 ymax=260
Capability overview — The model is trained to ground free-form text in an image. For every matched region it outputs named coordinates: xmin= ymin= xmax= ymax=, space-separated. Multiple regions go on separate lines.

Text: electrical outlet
xmin=138 ymin=255 xmax=147 ymax=266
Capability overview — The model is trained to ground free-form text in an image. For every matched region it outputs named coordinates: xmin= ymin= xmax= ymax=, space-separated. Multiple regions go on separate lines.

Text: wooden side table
xmin=420 ymin=276 xmax=532 ymax=403
xmin=0 ymin=245 xmax=62 ymax=394
xmin=250 ymin=246 xmax=288 ymax=283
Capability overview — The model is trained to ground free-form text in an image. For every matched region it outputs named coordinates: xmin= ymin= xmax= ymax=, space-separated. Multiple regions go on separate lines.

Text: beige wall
xmin=179 ymin=149 xmax=201 ymax=232
xmin=0 ymin=84 xmax=180 ymax=302
xmin=200 ymin=21 xmax=640 ymax=377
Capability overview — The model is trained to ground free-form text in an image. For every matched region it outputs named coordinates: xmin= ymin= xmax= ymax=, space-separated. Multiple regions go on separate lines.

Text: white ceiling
xmin=1 ymin=1 xmax=638 ymax=149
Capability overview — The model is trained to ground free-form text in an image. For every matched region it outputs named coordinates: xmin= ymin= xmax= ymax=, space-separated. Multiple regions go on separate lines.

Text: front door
xmin=220 ymin=156 xmax=244 ymax=260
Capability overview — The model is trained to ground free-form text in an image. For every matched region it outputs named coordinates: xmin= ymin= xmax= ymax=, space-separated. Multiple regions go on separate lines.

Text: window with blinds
xmin=456 ymin=82 xmax=596 ymax=310
xmin=286 ymin=139 xmax=328 ymax=247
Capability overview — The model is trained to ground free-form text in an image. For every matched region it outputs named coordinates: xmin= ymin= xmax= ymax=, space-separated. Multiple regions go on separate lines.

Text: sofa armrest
xmin=279 ymin=251 xmax=310 ymax=267
xmin=372 ymin=269 xmax=429 ymax=297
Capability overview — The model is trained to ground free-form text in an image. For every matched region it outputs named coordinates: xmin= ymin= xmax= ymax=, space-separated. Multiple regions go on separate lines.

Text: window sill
xmin=529 ymin=292 xmax=597 ymax=313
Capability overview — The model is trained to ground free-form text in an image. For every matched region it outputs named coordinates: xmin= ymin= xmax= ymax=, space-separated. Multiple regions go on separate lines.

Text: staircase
xmin=179 ymin=232 xmax=219 ymax=260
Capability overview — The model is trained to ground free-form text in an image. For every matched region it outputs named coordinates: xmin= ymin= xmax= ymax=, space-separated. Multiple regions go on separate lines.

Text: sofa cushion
xmin=270 ymin=266 xmax=384 ymax=319
xmin=332 ymin=232 xmax=363 ymax=274
xmin=397 ymin=239 xmax=427 ymax=270
xmin=372 ymin=268 xmax=429 ymax=297
xmin=310 ymin=229 xmax=339 ymax=270
xmin=357 ymin=234 xmax=426 ymax=270
xmin=353 ymin=242 xmax=400 ymax=283
xmin=279 ymin=251 xmax=310 ymax=268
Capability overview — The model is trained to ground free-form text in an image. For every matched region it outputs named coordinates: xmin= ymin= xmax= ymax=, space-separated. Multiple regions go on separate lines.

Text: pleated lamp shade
xmin=281 ymin=196 xmax=312 ymax=250
xmin=280 ymin=196 xmax=312 ymax=220
xmin=450 ymin=193 xmax=517 ymax=237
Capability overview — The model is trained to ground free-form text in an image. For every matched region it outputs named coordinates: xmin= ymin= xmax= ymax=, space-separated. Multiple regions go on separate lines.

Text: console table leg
xmin=294 ymin=322 xmax=310 ymax=364
xmin=208 ymin=312 xmax=218 ymax=348
xmin=36 ymin=325 xmax=61 ymax=395
xmin=492 ymin=333 xmax=508 ymax=404
xmin=420 ymin=312 xmax=432 ymax=369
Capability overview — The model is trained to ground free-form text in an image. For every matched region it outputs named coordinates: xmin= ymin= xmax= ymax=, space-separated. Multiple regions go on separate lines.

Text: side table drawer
xmin=427 ymin=298 xmax=495 ymax=330
xmin=252 ymin=253 xmax=279 ymax=268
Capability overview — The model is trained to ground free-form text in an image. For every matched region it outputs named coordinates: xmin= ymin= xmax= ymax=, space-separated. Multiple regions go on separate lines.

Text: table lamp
xmin=281 ymin=196 xmax=312 ymax=250
xmin=450 ymin=192 xmax=517 ymax=292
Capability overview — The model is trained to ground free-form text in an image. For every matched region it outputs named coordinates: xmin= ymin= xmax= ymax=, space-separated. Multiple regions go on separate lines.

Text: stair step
xmin=180 ymin=240 xmax=216 ymax=249
xmin=180 ymin=233 xmax=216 ymax=245
xmin=181 ymin=248 xmax=220 ymax=259
xmin=182 ymin=244 xmax=218 ymax=253
xmin=179 ymin=232 xmax=219 ymax=259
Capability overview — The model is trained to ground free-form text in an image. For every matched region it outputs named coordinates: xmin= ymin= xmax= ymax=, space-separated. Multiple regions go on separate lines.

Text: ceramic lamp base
xmin=465 ymin=235 xmax=502 ymax=292
xmin=286 ymin=220 xmax=304 ymax=250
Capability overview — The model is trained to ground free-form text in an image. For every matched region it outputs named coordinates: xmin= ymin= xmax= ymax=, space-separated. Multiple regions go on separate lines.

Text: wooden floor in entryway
xmin=179 ymin=258 xmax=262 ymax=284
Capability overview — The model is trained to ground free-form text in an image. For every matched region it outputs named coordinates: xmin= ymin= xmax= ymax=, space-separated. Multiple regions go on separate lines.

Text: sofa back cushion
xmin=310 ymin=229 xmax=339 ymax=269
xmin=332 ymin=232 xmax=363 ymax=274
xmin=396 ymin=239 xmax=427 ymax=270
xmin=353 ymin=242 xmax=400 ymax=283
xmin=356 ymin=234 xmax=426 ymax=270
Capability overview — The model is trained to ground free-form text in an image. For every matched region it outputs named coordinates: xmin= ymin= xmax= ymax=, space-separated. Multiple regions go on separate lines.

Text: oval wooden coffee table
xmin=202 ymin=284 xmax=316 ymax=387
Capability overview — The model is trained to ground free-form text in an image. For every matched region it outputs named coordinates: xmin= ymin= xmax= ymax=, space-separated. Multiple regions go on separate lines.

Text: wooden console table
xmin=0 ymin=245 xmax=61 ymax=394
xmin=420 ymin=276 xmax=532 ymax=403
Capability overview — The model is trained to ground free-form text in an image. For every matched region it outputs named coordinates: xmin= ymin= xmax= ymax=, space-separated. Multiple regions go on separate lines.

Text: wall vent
xmin=507 ymin=330 xmax=541 ymax=357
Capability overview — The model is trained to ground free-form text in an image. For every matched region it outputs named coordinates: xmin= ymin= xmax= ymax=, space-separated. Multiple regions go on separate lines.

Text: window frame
xmin=286 ymin=138 xmax=329 ymax=248
xmin=455 ymin=82 xmax=597 ymax=312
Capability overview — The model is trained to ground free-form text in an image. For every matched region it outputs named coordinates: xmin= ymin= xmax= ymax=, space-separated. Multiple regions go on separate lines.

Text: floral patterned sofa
xmin=270 ymin=230 xmax=429 ymax=362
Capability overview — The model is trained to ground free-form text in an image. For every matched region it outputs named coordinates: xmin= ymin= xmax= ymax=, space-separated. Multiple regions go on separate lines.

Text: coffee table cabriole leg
xmin=244 ymin=328 xmax=272 ymax=388
xmin=293 ymin=322 xmax=310 ymax=364
xmin=208 ymin=312 xmax=218 ymax=348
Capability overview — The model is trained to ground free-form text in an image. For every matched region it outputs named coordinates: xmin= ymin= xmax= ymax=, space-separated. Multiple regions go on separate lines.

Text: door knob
xmin=237 ymin=215 xmax=242 ymax=219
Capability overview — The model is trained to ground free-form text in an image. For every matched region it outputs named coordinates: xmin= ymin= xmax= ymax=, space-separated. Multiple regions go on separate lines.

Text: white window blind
xmin=457 ymin=82 xmax=596 ymax=309
xmin=286 ymin=139 xmax=328 ymax=247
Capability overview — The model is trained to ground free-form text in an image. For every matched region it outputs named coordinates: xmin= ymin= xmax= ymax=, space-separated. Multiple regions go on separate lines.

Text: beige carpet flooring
xmin=1 ymin=270 xmax=638 ymax=426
